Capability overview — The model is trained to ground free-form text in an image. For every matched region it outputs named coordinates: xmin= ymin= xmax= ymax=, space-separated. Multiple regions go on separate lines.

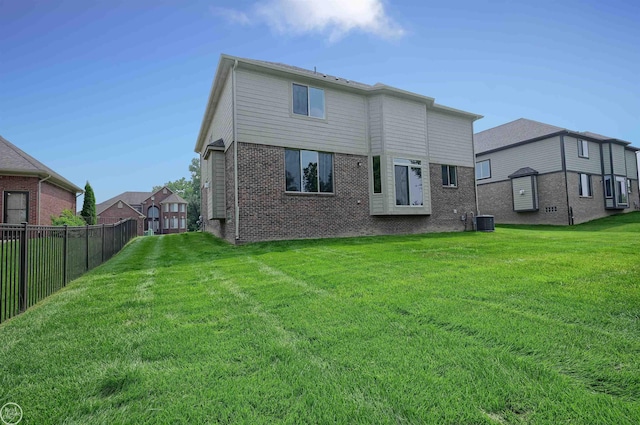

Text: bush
xmin=51 ymin=209 xmax=86 ymax=226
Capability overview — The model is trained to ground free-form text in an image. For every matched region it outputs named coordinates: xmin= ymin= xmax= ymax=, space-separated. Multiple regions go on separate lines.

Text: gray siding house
xmin=475 ymin=118 xmax=640 ymax=225
xmin=195 ymin=54 xmax=482 ymax=243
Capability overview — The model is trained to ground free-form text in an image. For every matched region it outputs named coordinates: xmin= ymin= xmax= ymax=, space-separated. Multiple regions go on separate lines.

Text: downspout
xmin=560 ymin=134 xmax=572 ymax=225
xmin=232 ymin=59 xmax=240 ymax=241
xmin=37 ymin=174 xmax=51 ymax=225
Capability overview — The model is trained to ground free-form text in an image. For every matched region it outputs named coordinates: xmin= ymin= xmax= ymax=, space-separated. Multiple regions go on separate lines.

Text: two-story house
xmin=195 ymin=54 xmax=483 ymax=243
xmin=474 ymin=118 xmax=639 ymax=225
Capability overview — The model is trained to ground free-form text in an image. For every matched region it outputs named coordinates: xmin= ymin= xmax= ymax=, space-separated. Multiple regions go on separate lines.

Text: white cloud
xmin=213 ymin=0 xmax=404 ymax=41
xmin=211 ymin=7 xmax=251 ymax=26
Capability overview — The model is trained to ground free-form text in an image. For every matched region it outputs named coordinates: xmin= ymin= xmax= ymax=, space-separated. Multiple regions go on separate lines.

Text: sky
xmin=1 ymin=0 xmax=639 ymax=204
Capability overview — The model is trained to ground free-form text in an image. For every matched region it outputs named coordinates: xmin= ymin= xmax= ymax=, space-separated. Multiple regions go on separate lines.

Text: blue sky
xmin=2 ymin=0 xmax=639 ymax=204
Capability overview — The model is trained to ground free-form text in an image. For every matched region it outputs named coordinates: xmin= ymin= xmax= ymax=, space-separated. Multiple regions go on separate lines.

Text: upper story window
xmin=170 ymin=203 xmax=178 ymax=212
xmin=442 ymin=165 xmax=457 ymax=187
xmin=292 ymin=83 xmax=325 ymax=119
xmin=285 ymin=149 xmax=333 ymax=193
xmin=163 ymin=203 xmax=169 ymax=212
xmin=476 ymin=160 xmax=491 ymax=180
xmin=372 ymin=156 xmax=382 ymax=193
xmin=394 ymin=158 xmax=423 ymax=206
xmin=179 ymin=204 xmax=186 ymax=212
xmin=579 ymin=173 xmax=592 ymax=197
xmin=578 ymin=139 xmax=589 ymax=158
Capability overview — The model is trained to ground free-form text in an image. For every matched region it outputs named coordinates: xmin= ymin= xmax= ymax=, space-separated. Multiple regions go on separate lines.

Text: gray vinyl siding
xmin=370 ymin=193 xmax=385 ymax=214
xmin=476 ymin=136 xmax=563 ymax=184
xmin=205 ymin=71 xmax=233 ymax=151
xmin=205 ymin=156 xmax=213 ymax=219
xmin=611 ymin=143 xmax=627 ymax=175
xmin=235 ymin=69 xmax=368 ymax=155
xmin=564 ymin=136 xmax=601 ymax=174
xmin=605 ymin=198 xmax=614 ymax=208
xmin=369 ymin=95 xmax=383 ymax=154
xmin=625 ymin=149 xmax=638 ymax=179
xmin=428 ymin=110 xmax=474 ymax=167
xmin=382 ymin=96 xmax=428 ymax=157
xmin=383 ymin=154 xmax=431 ymax=215
xmin=512 ymin=176 xmax=536 ymax=211
xmin=602 ymin=144 xmax=611 ymax=174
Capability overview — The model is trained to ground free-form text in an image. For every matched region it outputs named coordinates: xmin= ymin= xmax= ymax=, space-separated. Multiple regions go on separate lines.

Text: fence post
xmin=85 ymin=224 xmax=89 ymax=272
xmin=19 ymin=222 xmax=29 ymax=312
xmin=101 ymin=224 xmax=105 ymax=263
xmin=63 ymin=224 xmax=68 ymax=286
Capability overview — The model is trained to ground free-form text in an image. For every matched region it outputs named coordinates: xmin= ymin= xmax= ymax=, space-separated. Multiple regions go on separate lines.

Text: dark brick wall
xmin=204 ymin=143 xmax=477 ymax=243
xmin=1 ymin=176 xmax=76 ymax=225
xmin=478 ymin=172 xmax=640 ymax=225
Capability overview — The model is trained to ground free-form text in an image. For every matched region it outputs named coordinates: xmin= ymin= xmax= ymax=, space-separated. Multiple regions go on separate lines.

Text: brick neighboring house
xmin=97 ymin=187 xmax=188 ymax=235
xmin=96 ymin=195 xmax=147 ymax=236
xmin=1 ymin=135 xmax=83 ymax=225
xmin=474 ymin=118 xmax=640 ymax=225
xmin=194 ymin=54 xmax=483 ymax=244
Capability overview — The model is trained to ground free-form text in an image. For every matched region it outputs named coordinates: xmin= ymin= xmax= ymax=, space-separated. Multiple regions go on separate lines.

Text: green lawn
xmin=1 ymin=213 xmax=639 ymax=424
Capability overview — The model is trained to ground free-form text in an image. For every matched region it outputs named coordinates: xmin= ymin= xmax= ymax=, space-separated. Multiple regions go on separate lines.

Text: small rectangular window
xmin=179 ymin=204 xmax=185 ymax=212
xmin=285 ymin=149 xmax=333 ymax=193
xmin=372 ymin=156 xmax=381 ymax=193
xmin=476 ymin=160 xmax=490 ymax=180
xmin=579 ymin=173 xmax=592 ymax=197
xmin=578 ymin=139 xmax=589 ymax=158
xmin=180 ymin=217 xmax=186 ymax=229
xmin=628 ymin=179 xmax=632 ymax=194
xmin=292 ymin=83 xmax=325 ymax=118
xmin=163 ymin=204 xmax=168 ymax=212
xmin=394 ymin=158 xmax=423 ymax=206
xmin=171 ymin=203 xmax=178 ymax=212
xmin=604 ymin=176 xmax=613 ymax=198
xmin=442 ymin=165 xmax=457 ymax=187
xmin=164 ymin=218 xmax=169 ymax=229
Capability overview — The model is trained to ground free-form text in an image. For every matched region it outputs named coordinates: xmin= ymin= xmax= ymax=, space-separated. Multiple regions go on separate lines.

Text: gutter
xmin=37 ymin=174 xmax=51 ymax=225
xmin=232 ymin=59 xmax=240 ymax=241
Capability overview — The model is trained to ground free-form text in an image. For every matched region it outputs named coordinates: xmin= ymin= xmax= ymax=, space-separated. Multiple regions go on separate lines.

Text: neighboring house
xmin=474 ymin=118 xmax=640 ymax=225
xmin=194 ymin=54 xmax=483 ymax=244
xmin=96 ymin=196 xmax=146 ymax=236
xmin=1 ymin=135 xmax=83 ymax=225
xmin=97 ymin=187 xmax=188 ymax=235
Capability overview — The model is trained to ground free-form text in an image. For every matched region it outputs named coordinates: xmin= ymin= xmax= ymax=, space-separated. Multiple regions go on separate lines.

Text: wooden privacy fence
xmin=0 ymin=219 xmax=137 ymax=324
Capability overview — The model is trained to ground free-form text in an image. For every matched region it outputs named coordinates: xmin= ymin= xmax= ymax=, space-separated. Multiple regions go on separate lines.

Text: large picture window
xmin=285 ymin=149 xmax=333 ymax=193
xmin=442 ymin=165 xmax=457 ymax=187
xmin=394 ymin=158 xmax=423 ymax=206
xmin=476 ymin=160 xmax=490 ymax=180
xmin=292 ymin=84 xmax=325 ymax=119
xmin=579 ymin=173 xmax=592 ymax=197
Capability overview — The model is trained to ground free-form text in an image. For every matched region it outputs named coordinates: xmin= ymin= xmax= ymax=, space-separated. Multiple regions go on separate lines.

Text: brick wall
xmin=0 ymin=176 xmax=39 ymax=224
xmin=567 ymin=172 xmax=638 ymax=224
xmin=205 ymin=143 xmax=477 ymax=244
xmin=478 ymin=172 xmax=570 ymax=225
xmin=98 ymin=202 xmax=145 ymax=235
xmin=39 ymin=180 xmax=77 ymax=225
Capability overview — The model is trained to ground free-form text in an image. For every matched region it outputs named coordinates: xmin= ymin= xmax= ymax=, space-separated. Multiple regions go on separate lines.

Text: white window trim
xmin=578 ymin=139 xmax=589 ymax=158
xmin=476 ymin=160 xmax=491 ymax=180
xmin=394 ymin=158 xmax=423 ymax=207
xmin=442 ymin=165 xmax=458 ymax=188
xmin=291 ymin=83 xmax=326 ymax=120
xmin=579 ymin=173 xmax=592 ymax=198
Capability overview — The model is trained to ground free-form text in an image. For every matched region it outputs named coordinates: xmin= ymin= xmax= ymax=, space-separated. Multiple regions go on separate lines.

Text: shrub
xmin=51 ymin=209 xmax=86 ymax=226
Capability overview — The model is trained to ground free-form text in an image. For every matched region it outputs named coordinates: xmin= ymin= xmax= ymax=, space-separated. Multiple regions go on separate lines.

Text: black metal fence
xmin=0 ymin=219 xmax=137 ymax=323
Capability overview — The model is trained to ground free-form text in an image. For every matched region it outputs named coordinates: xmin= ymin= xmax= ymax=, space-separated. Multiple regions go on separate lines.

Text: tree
xmin=51 ymin=209 xmax=86 ymax=226
xmin=80 ymin=181 xmax=97 ymax=225
xmin=153 ymin=157 xmax=201 ymax=231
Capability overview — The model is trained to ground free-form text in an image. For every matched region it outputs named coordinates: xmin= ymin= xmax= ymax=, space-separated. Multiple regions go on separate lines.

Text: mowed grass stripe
xmin=0 ymin=213 xmax=639 ymax=424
